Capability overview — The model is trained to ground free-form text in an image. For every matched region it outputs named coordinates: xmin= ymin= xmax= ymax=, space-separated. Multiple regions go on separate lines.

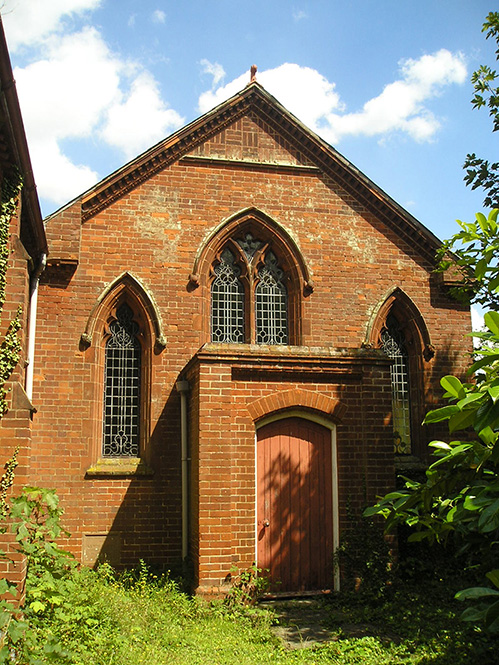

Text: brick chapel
xmin=0 ymin=49 xmax=472 ymax=594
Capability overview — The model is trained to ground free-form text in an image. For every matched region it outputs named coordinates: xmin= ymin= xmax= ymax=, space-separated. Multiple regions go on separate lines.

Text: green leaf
xmin=423 ymin=405 xmax=460 ymax=424
xmin=407 ymin=530 xmax=431 ymax=542
xmin=485 ymin=599 xmax=499 ymax=629
xmin=478 ymin=498 xmax=499 ymax=532
xmin=457 ymin=392 xmax=485 ymax=409
xmin=489 ymin=385 xmax=499 ymax=403
xmin=460 ymin=606 xmax=487 ymax=622
xmin=29 ymin=600 xmax=46 ymax=613
xmin=476 ymin=211 xmax=489 ymax=232
xmin=476 ymin=257 xmax=488 ymax=279
xmin=428 ymin=441 xmax=451 ymax=451
xmin=479 ymin=426 xmax=498 ymax=446
xmin=440 ymin=375 xmax=466 ymax=399
xmin=470 ymin=353 xmax=499 ymax=373
xmin=484 ymin=311 xmax=499 ymax=336
xmin=449 ymin=408 xmax=477 ymax=433
xmin=456 ymin=586 xmax=499 ymax=600
xmin=486 ymin=570 xmax=499 ymax=589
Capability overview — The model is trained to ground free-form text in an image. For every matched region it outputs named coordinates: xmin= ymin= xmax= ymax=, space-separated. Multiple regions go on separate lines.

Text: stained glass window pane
xmin=103 ymin=303 xmax=141 ymax=457
xmin=211 ymin=249 xmax=245 ymax=343
xmin=256 ymin=251 xmax=288 ymax=345
xmin=380 ymin=314 xmax=411 ymax=454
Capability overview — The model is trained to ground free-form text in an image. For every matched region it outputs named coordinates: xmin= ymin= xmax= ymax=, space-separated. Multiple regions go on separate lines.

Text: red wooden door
xmin=257 ymin=417 xmax=333 ymax=592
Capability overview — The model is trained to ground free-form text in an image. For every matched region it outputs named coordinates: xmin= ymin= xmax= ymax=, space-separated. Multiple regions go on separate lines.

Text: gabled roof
xmin=53 ymin=81 xmax=442 ymax=265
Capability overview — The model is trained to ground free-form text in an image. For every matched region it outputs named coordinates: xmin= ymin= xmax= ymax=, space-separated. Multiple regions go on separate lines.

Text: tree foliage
xmin=437 ymin=209 xmax=499 ymax=310
xmin=463 ymin=12 xmax=499 ymax=208
xmin=365 ymin=311 xmax=499 ymax=631
xmin=365 ymin=14 xmax=499 ymax=632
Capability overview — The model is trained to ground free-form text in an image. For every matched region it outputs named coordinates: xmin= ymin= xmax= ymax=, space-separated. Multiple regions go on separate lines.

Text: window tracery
xmin=210 ymin=232 xmax=289 ymax=345
xmin=103 ymin=303 xmax=141 ymax=457
xmin=211 ymin=249 xmax=245 ymax=343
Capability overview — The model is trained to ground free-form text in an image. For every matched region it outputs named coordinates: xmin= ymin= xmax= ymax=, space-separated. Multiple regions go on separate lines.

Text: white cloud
xmin=152 ymin=9 xmax=166 ymax=24
xmin=326 ymin=50 xmax=467 ymax=143
xmin=200 ymin=59 xmax=226 ymax=88
xmin=2 ymin=0 xmax=101 ymax=51
xmin=15 ymin=28 xmax=122 ymax=141
xmin=292 ymin=9 xmax=308 ymax=22
xmin=4 ymin=6 xmax=184 ymax=205
xmin=31 ymin=139 xmax=99 ymax=206
xmin=198 ymin=51 xmax=467 ymax=145
xmin=101 ymin=72 xmax=184 ymax=159
xmin=199 ymin=63 xmax=344 ymax=132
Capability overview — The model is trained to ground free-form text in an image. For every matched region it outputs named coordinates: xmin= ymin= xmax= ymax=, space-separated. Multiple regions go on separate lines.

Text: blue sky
xmin=1 ymin=0 xmax=496 ymax=252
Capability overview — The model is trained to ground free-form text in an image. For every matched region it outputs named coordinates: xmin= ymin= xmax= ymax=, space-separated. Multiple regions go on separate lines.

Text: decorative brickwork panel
xmin=189 ymin=114 xmax=316 ymax=166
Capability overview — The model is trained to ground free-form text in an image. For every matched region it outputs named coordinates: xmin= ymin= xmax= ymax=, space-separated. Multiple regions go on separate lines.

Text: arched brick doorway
xmin=256 ymin=415 xmax=336 ymax=592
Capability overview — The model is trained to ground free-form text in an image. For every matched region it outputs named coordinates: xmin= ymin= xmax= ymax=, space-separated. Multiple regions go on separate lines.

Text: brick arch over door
xmin=256 ymin=411 xmax=339 ymax=592
xmin=247 ymin=388 xmax=346 ymax=424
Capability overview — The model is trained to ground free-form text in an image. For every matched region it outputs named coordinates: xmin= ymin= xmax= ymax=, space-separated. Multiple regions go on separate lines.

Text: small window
xmin=102 ymin=303 xmax=141 ymax=457
xmin=380 ymin=314 xmax=411 ymax=454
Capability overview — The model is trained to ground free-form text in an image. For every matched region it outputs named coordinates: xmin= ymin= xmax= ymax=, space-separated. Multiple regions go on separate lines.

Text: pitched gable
xmin=45 ymin=82 xmax=442 ymax=267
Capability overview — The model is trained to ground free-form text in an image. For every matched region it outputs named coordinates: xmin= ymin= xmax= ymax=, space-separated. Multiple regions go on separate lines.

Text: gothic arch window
xmin=103 ymin=303 xmax=142 ymax=457
xmin=190 ymin=209 xmax=313 ymax=347
xmin=367 ymin=288 xmax=433 ymax=458
xmin=211 ymin=248 xmax=245 ymax=343
xmin=210 ymin=231 xmax=289 ymax=344
xmin=380 ymin=313 xmax=411 ymax=455
xmin=255 ymin=251 xmax=288 ymax=344
xmin=81 ymin=273 xmax=163 ymax=465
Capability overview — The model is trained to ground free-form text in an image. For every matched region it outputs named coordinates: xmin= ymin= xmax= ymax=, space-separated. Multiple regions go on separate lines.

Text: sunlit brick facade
xmin=4 ymin=76 xmax=472 ymax=593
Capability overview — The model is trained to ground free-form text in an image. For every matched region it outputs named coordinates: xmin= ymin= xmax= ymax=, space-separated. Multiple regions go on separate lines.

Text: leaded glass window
xmin=380 ymin=314 xmax=411 ymax=454
xmin=256 ymin=251 xmax=288 ymax=345
xmin=236 ymin=232 xmax=263 ymax=260
xmin=211 ymin=249 xmax=245 ymax=343
xmin=102 ymin=303 xmax=141 ymax=457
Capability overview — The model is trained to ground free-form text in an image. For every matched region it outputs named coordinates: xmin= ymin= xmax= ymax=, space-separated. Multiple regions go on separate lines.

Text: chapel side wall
xmin=32 ymin=115 xmax=471 ymax=570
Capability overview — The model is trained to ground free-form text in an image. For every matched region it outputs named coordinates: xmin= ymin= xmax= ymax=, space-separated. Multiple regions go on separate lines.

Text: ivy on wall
xmin=0 ymin=169 xmax=23 ymax=419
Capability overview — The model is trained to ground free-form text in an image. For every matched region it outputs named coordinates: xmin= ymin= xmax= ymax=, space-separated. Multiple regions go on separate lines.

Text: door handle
xmin=263 ymin=519 xmax=270 ymax=528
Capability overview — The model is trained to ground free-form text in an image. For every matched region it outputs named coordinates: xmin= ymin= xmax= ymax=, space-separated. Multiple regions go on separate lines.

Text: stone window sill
xmin=85 ymin=458 xmax=154 ymax=477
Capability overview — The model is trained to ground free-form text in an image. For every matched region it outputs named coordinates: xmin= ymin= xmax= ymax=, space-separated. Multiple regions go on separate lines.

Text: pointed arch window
xmin=103 ymin=303 xmax=142 ymax=457
xmin=210 ymin=231 xmax=289 ymax=345
xmin=211 ymin=249 xmax=244 ymax=343
xmin=380 ymin=314 xmax=411 ymax=455
xmin=255 ymin=252 xmax=288 ymax=344
xmin=369 ymin=289 xmax=433 ymax=459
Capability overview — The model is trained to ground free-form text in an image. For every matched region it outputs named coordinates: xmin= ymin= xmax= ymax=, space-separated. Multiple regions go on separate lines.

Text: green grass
xmin=19 ymin=564 xmax=499 ymax=665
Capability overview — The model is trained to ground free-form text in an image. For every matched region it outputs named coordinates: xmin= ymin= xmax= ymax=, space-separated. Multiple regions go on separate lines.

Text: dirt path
xmin=260 ymin=598 xmax=335 ymax=650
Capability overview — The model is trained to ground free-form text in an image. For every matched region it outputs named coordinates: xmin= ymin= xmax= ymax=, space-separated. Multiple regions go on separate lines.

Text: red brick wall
xmin=0 ymin=204 xmax=34 ymax=593
xmin=32 ymin=113 xmax=472 ymax=587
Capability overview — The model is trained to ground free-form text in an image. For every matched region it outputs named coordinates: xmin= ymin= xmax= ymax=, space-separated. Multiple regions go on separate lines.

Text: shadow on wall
xmin=78 ymin=385 xmax=183 ymax=575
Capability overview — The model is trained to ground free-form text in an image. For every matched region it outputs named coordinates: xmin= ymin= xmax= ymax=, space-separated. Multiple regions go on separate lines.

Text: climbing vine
xmin=0 ymin=169 xmax=23 ymax=419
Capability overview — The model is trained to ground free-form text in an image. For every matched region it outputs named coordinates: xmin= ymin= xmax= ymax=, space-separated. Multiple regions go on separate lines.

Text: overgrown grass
xmin=19 ymin=562 xmax=499 ymax=664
